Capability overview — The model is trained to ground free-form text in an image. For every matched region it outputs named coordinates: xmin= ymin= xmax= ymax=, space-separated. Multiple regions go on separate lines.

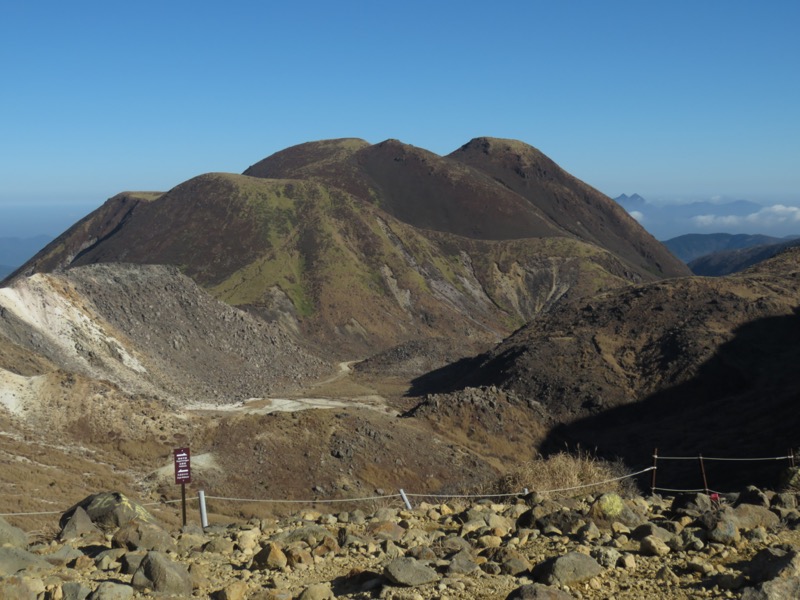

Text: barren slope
xmin=447 ymin=248 xmax=800 ymax=487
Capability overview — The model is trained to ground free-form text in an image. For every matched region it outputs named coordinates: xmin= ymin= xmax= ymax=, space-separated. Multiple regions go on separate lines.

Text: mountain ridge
xmin=8 ymin=138 xmax=689 ymax=357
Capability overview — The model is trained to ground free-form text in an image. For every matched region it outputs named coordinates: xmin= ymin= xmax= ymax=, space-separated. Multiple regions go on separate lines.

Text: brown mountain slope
xmin=245 ymin=137 xmax=689 ymax=280
xmin=9 ymin=167 xmax=656 ymax=357
xmin=448 ymin=137 xmax=688 ymax=278
xmin=245 ymin=138 xmax=566 ymax=242
xmin=444 ymin=248 xmax=800 ymax=487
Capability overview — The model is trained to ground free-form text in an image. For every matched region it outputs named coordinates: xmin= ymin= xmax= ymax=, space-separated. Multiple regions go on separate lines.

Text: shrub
xmin=495 ymin=449 xmax=637 ymax=498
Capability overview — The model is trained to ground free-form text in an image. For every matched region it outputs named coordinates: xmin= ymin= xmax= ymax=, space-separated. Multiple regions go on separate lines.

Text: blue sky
xmin=1 ymin=1 xmax=799 ymax=238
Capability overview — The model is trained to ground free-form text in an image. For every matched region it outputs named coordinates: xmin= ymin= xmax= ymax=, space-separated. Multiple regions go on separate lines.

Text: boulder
xmin=88 ymin=582 xmax=134 ymax=600
xmin=742 ymin=577 xmax=800 ymax=600
xmin=505 ymin=583 xmax=574 ymax=599
xmin=447 ymin=549 xmax=479 ymax=575
xmin=533 ymin=551 xmax=604 ymax=586
xmin=251 ymin=542 xmax=288 ymax=570
xmin=640 ymin=535 xmax=670 ymax=556
xmin=61 ymin=581 xmax=92 ymax=600
xmin=737 ymin=486 xmax=770 ymax=507
xmin=131 ymin=551 xmax=192 ymax=595
xmin=0 ymin=547 xmax=52 ymax=577
xmin=59 ymin=507 xmax=104 ymax=544
xmin=214 ymin=580 xmax=250 ymax=600
xmin=0 ymin=516 xmax=28 ymax=548
xmin=274 ymin=525 xmax=331 ymax=546
xmin=384 ymin=557 xmax=439 ymax=587
xmin=732 ymin=504 xmax=780 ymax=530
xmin=60 ymin=492 xmax=156 ymax=532
xmin=671 ymin=493 xmax=714 ymax=517
xmin=589 ymin=493 xmax=644 ymax=527
xmin=366 ymin=520 xmax=405 ymax=541
xmin=41 ymin=545 xmax=84 ymax=567
xmin=708 ymin=517 xmax=741 ymax=546
xmin=0 ymin=575 xmax=40 ymax=600
xmin=631 ymin=522 xmax=674 ymax=542
xmin=297 ymin=583 xmax=335 ymax=600
xmin=112 ymin=519 xmax=175 ymax=552
xmin=745 ymin=547 xmax=800 ymax=583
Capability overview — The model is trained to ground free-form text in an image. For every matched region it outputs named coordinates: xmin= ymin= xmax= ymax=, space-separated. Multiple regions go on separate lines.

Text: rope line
xmin=0 ymin=509 xmax=64 ymax=517
xmin=653 ymin=455 xmax=792 ymax=461
xmin=0 ymin=450 xmax=790 ymax=518
xmin=203 ymin=493 xmax=403 ymax=504
xmin=537 ymin=466 xmax=655 ymax=494
xmin=404 ymin=491 xmax=522 ymax=499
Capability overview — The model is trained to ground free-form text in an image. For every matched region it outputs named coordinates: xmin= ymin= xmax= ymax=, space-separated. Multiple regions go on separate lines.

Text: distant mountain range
xmin=614 ymin=193 xmax=772 ymax=240
xmin=662 ymin=233 xmax=792 ymax=263
xmin=688 ymin=237 xmax=800 ymax=276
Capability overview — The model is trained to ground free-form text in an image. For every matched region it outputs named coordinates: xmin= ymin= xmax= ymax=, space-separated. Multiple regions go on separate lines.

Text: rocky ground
xmin=3 ymin=483 xmax=800 ymax=599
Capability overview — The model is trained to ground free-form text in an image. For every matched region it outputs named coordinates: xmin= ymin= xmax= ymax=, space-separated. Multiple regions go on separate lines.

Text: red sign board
xmin=174 ymin=447 xmax=191 ymax=485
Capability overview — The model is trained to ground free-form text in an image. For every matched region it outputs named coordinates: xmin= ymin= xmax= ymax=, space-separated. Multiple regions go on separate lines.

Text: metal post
xmin=699 ymin=454 xmax=709 ymax=495
xmin=181 ymin=483 xmax=187 ymax=527
xmin=651 ymin=448 xmax=658 ymax=495
xmin=790 ymin=448 xmax=796 ymax=469
xmin=399 ymin=489 xmax=412 ymax=510
xmin=198 ymin=490 xmax=208 ymax=529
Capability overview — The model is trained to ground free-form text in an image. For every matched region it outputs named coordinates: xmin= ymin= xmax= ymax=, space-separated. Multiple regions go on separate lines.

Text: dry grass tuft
xmin=495 ymin=449 xmax=637 ymax=498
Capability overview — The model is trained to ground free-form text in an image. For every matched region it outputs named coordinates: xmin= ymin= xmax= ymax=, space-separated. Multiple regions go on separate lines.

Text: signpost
xmin=174 ymin=447 xmax=191 ymax=526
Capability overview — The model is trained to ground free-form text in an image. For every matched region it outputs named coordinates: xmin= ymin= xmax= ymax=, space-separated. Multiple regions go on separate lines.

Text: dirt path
xmin=185 ymin=361 xmax=400 ymax=416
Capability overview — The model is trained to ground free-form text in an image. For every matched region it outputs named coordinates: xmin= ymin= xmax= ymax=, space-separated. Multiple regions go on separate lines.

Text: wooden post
xmin=699 ymin=454 xmax=709 ymax=495
xmin=181 ymin=483 xmax=187 ymax=527
xmin=651 ymin=448 xmax=658 ymax=495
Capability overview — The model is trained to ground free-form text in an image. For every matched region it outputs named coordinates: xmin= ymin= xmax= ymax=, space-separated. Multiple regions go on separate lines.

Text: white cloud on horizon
xmin=690 ymin=204 xmax=800 ymax=229
xmin=629 ymin=210 xmax=645 ymax=223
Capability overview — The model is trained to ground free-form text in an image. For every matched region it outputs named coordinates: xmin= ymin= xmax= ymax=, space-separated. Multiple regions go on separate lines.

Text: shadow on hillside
xmin=406 ymin=354 xmax=489 ymax=397
xmin=539 ymin=308 xmax=800 ymax=493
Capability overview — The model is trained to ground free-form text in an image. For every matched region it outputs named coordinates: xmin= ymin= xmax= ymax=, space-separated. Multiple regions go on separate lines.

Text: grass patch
xmin=495 ymin=448 xmax=636 ymax=498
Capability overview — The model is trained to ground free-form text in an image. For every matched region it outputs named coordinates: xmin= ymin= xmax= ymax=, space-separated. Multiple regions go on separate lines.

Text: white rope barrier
xmin=538 ymin=466 xmax=655 ymax=494
xmin=653 ymin=454 xmax=792 ymax=461
xmin=403 ymin=491 xmax=522 ymax=499
xmin=0 ymin=509 xmax=64 ymax=517
xmin=0 ymin=451 xmax=792 ymax=518
xmin=203 ymin=493 xmax=403 ymax=504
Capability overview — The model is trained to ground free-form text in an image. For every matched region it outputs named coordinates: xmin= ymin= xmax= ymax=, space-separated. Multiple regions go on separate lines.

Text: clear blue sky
xmin=1 ymin=1 xmax=799 ymax=237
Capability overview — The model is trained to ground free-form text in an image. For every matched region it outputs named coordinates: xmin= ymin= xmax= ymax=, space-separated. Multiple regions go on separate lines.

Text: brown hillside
xmin=445 ymin=248 xmax=800 ymax=488
xmin=11 ymin=137 xmax=688 ymax=358
xmin=246 ymin=138 xmax=689 ymax=280
xmin=246 ymin=138 xmax=566 ymax=241
xmin=449 ymin=137 xmax=688 ymax=278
